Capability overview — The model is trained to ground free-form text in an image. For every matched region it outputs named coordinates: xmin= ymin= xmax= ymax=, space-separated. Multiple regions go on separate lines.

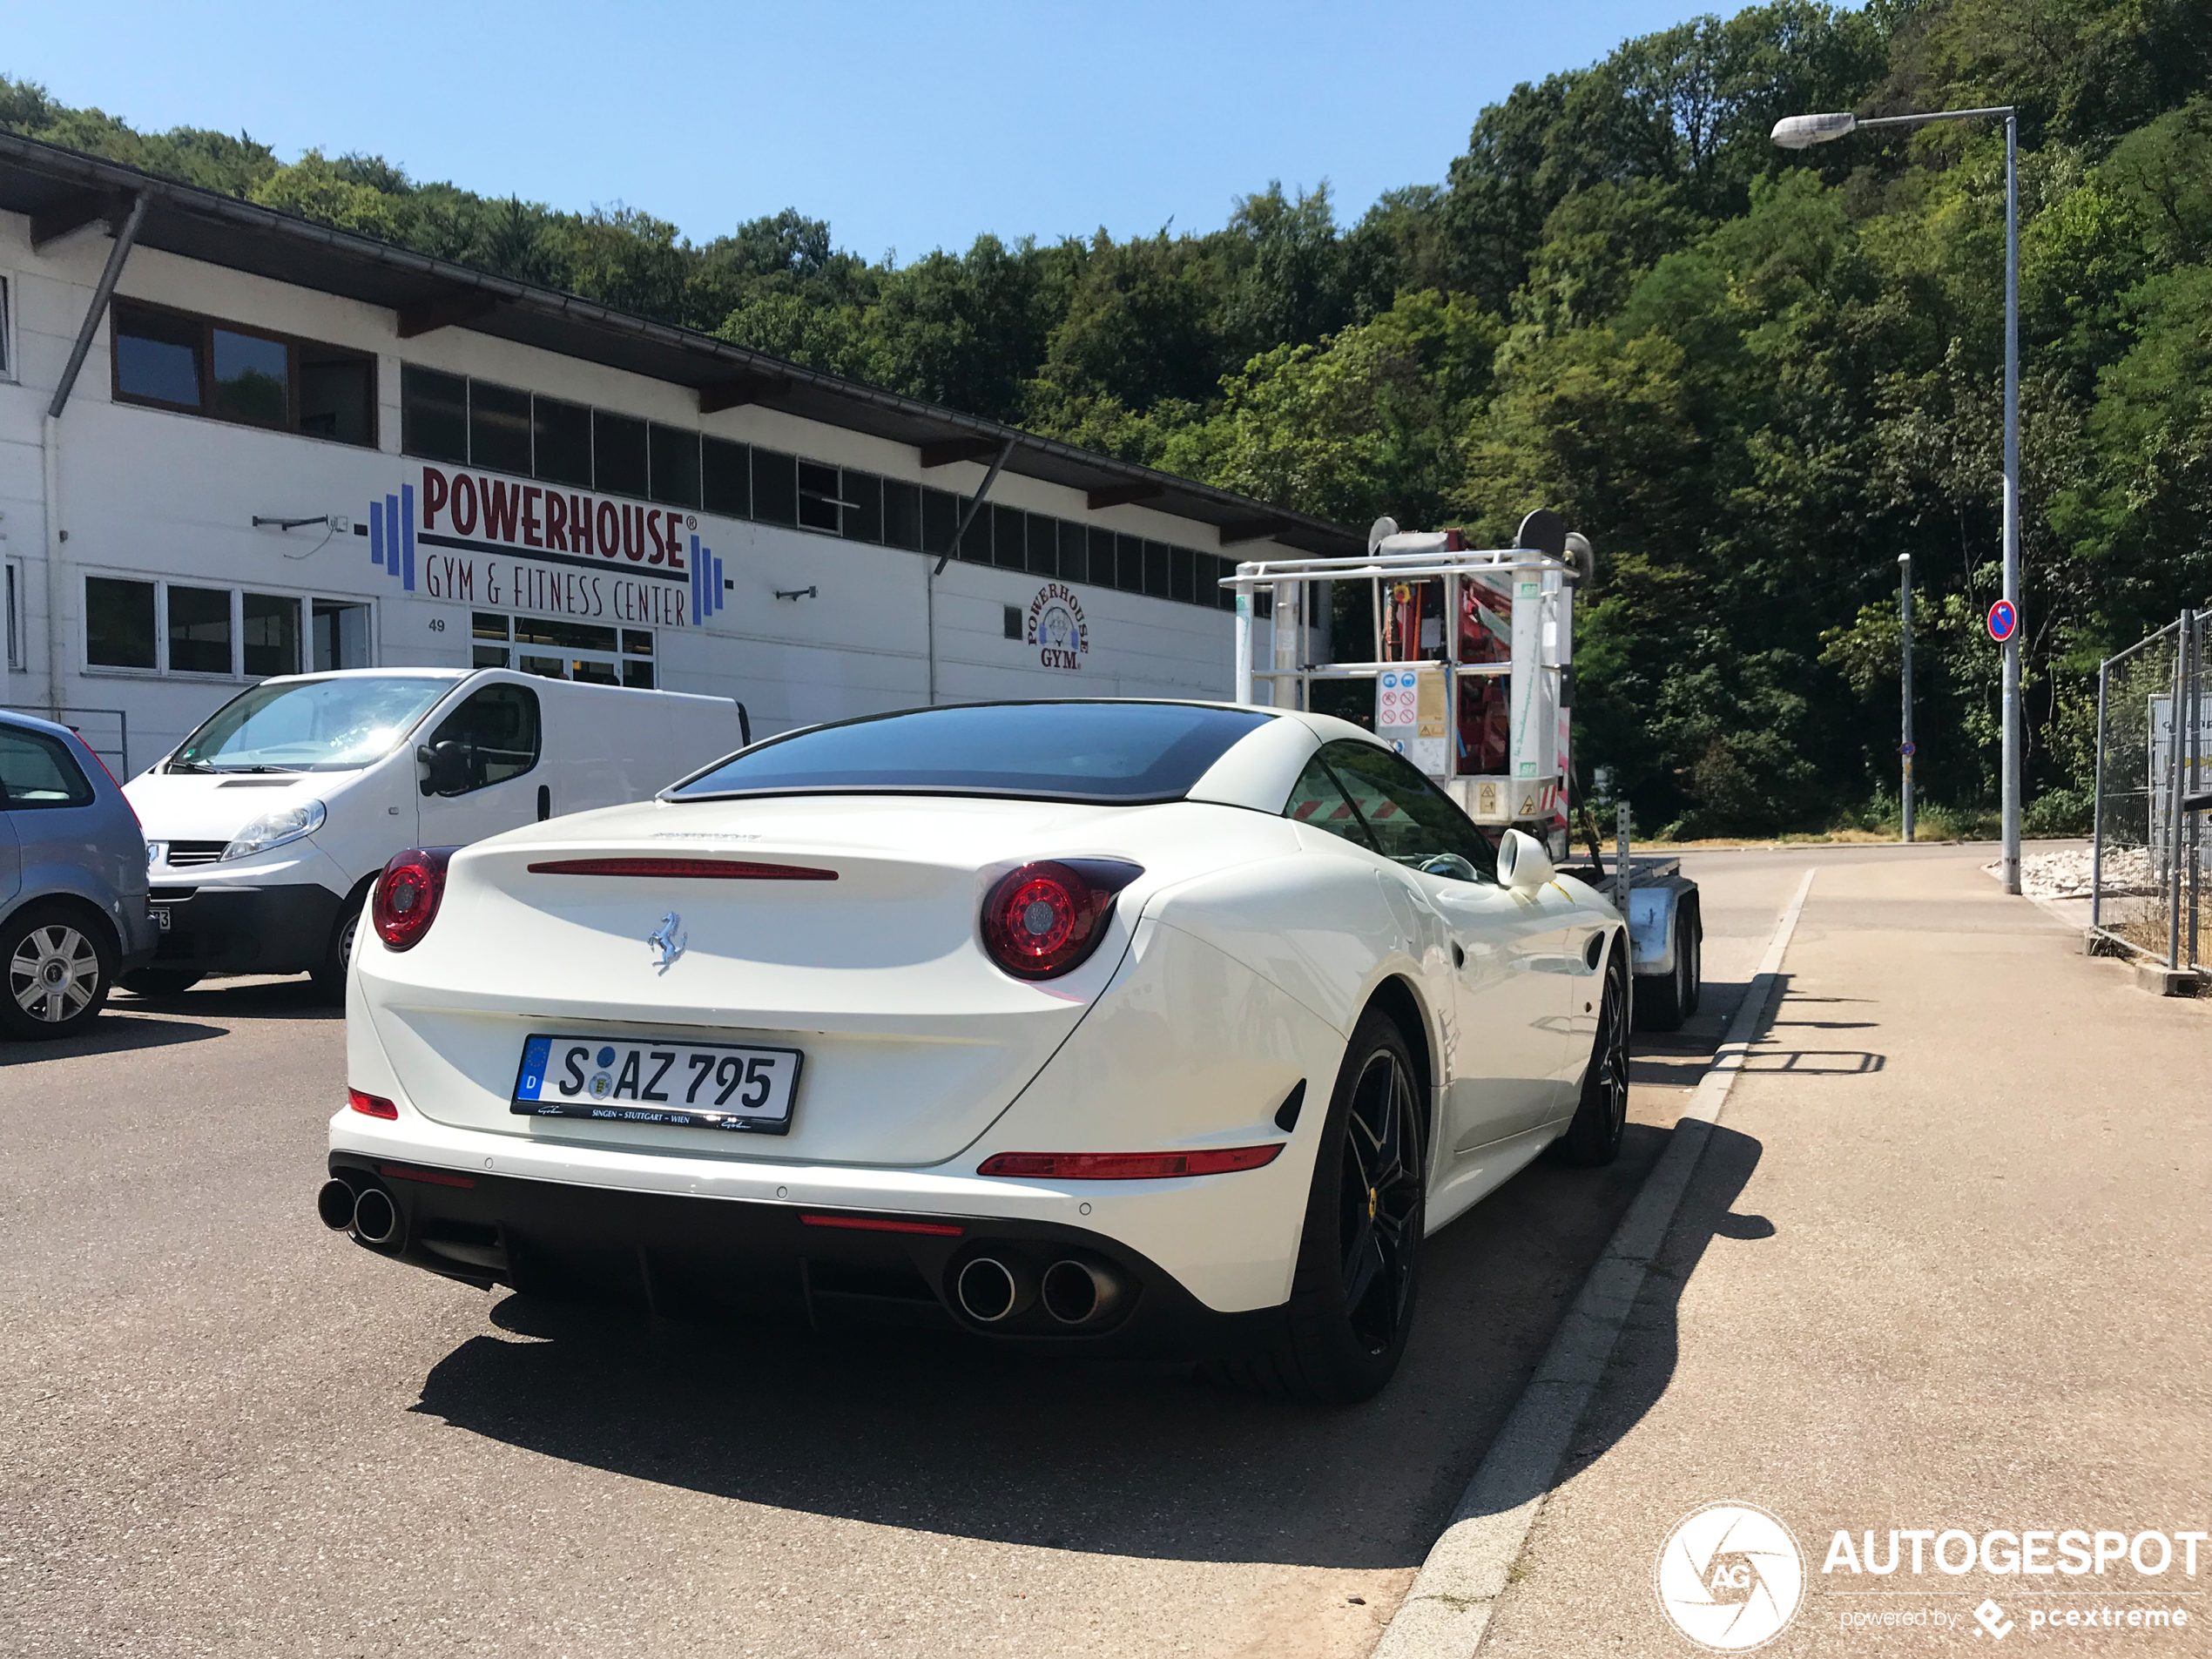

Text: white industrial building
xmin=0 ymin=133 xmax=1352 ymax=776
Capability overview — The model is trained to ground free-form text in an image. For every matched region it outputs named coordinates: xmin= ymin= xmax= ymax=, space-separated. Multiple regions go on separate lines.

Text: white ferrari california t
xmin=320 ymin=699 xmax=1628 ymax=1403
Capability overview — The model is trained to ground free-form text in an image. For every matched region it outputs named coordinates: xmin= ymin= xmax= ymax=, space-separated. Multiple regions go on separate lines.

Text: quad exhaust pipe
xmin=317 ymin=1178 xmax=400 ymax=1246
xmin=954 ymin=1255 xmax=1035 ymax=1323
xmin=954 ymin=1250 xmax=1130 ymax=1328
xmin=1041 ymin=1257 xmax=1127 ymax=1326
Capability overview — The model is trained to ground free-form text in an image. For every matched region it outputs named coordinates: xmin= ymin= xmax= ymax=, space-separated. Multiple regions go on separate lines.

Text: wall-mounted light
xmin=775 ymin=585 xmax=819 ymax=602
xmin=253 ymin=513 xmax=349 ymax=533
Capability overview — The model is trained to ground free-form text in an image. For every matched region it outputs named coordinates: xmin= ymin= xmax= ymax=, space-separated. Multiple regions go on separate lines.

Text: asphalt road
xmin=1 ymin=849 xmax=1838 ymax=1658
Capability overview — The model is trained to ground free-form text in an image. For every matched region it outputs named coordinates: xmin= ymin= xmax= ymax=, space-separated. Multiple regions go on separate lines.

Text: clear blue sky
xmin=9 ymin=2 xmax=1723 ymax=258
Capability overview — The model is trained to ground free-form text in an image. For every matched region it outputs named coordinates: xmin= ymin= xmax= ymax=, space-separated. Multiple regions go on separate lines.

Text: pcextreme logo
xmin=1655 ymin=1501 xmax=1807 ymax=1651
xmin=1027 ymin=583 xmax=1089 ymax=670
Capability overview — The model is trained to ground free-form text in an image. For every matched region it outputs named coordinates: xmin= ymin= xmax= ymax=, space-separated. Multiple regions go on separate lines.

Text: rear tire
xmin=120 ymin=968 xmax=204 ymax=998
xmin=1208 ymin=1007 xmax=1426 ymax=1406
xmin=1553 ymin=947 xmax=1629 ymax=1166
xmin=1 ymin=903 xmax=117 ymax=1040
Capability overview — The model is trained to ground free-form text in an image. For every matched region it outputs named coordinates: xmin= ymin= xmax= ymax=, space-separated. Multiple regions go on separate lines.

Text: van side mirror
xmin=417 ymin=740 xmax=470 ymax=798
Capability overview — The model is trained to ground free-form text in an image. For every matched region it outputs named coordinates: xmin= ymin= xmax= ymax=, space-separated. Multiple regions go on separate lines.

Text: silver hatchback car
xmin=1 ymin=710 xmax=158 ymax=1039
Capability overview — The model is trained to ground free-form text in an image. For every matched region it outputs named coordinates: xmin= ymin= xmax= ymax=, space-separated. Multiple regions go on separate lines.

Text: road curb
xmin=1372 ymin=868 xmax=1817 ymax=1659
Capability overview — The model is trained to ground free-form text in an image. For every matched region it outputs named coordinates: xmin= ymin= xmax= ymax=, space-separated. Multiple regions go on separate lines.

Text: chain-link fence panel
xmin=2092 ymin=610 xmax=2207 ymax=972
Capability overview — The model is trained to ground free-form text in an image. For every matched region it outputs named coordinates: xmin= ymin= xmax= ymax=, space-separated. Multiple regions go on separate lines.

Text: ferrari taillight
xmin=347 ymin=1088 xmax=398 ymax=1119
xmin=372 ymin=847 xmax=455 ymax=951
xmin=980 ymin=859 xmax=1143 ymax=980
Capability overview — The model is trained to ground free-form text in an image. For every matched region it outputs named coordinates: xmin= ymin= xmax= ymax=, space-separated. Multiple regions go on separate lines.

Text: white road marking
xmin=1373 ymin=867 xmax=1818 ymax=1659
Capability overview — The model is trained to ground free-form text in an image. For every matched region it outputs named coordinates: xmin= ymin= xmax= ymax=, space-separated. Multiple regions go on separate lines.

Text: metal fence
xmin=3 ymin=705 xmax=131 ymax=780
xmin=2089 ymin=610 xmax=2207 ymax=977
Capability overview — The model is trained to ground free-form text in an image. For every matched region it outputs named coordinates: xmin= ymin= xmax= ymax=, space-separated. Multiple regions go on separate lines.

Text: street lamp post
xmin=1774 ymin=105 xmax=2021 ymax=892
xmin=1899 ymin=550 xmax=1914 ymax=844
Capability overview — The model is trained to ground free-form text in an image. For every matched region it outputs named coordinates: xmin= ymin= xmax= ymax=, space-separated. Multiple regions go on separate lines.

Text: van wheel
xmin=121 ymin=968 xmax=204 ymax=998
xmin=310 ymin=880 xmax=375 ymax=1002
xmin=2 ymin=904 xmax=116 ymax=1040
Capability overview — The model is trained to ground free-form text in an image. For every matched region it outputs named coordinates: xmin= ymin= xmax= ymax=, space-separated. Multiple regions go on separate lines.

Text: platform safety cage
xmin=1224 ymin=543 xmax=1576 ymax=835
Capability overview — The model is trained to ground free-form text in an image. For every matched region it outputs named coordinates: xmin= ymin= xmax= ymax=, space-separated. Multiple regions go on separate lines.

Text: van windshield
xmin=168 ymin=677 xmax=455 ymax=773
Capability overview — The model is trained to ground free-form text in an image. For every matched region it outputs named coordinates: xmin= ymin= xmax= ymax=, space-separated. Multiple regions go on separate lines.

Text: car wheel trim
xmin=1598 ymin=957 xmax=1629 ymax=1140
xmin=1339 ymin=1046 xmax=1421 ymax=1356
xmin=10 ymin=924 xmax=101 ymax=1023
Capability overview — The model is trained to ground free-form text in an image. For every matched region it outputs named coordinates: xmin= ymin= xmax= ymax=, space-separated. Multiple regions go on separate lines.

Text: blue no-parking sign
xmin=1986 ymin=599 xmax=2019 ymax=643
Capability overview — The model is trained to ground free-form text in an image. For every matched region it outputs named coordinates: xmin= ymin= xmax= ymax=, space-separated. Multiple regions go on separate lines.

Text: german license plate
xmin=152 ymin=907 xmax=172 ymax=933
xmin=511 ymin=1034 xmax=802 ymax=1134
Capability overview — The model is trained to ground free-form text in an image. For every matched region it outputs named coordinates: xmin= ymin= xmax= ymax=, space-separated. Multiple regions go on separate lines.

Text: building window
xmin=388 ymin=368 xmax=1238 ymax=611
xmin=5 ymin=560 xmax=24 ymax=670
xmin=209 ymin=327 xmax=289 ymax=428
xmin=752 ymin=448 xmax=798 ymax=526
xmin=243 ymin=591 xmax=301 ymax=678
xmin=594 ymin=411 xmax=649 ymax=499
xmin=87 ymin=579 xmax=366 ymax=678
xmin=85 ymin=577 xmax=158 ymax=670
xmin=885 ymin=482 xmax=922 ymax=551
xmin=990 ymin=504 xmax=1024 ymax=571
xmin=0 ymin=273 xmax=10 ymax=379
xmin=649 ymin=422 xmax=701 ymax=509
xmin=796 ymin=461 xmax=842 ymax=532
xmin=469 ymin=381 xmax=534 ymax=476
xmin=313 ymin=600 xmax=372 ymax=671
xmin=166 ymin=585 xmax=233 ymax=675
xmin=111 ymin=300 xmax=374 ymax=446
xmin=471 ymin=613 xmax=653 ymax=687
xmin=703 ymin=437 xmax=751 ymax=518
xmin=533 ymin=395 xmax=594 ymax=487
xmin=401 ymin=365 xmax=469 ymax=462
xmin=1002 ymin=604 xmax=1022 ymax=640
xmin=841 ymin=471 xmax=883 ymax=544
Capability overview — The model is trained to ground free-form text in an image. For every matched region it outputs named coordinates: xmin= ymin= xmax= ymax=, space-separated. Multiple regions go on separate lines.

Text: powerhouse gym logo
xmin=1028 ymin=583 xmax=1089 ymax=670
xmin=1655 ymin=1504 xmax=2207 ymax=1649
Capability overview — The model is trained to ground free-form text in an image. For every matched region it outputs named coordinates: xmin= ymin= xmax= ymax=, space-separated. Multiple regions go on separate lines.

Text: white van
xmin=121 ymin=669 xmax=750 ymax=997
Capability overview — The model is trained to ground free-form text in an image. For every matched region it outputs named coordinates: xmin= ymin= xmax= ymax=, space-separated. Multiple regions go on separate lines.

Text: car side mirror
xmin=416 ymin=740 xmax=469 ymax=798
xmin=1498 ymin=828 xmax=1554 ymax=893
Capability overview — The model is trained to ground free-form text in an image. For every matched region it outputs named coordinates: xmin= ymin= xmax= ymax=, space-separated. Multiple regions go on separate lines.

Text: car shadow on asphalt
xmin=0 ymin=1012 xmax=233 ymax=1062
xmin=404 ymin=1121 xmax=1763 ymax=1572
xmin=113 ymin=977 xmax=339 ymax=1022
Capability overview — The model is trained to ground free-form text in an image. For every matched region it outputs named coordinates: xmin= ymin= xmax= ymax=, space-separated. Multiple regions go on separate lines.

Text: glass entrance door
xmin=471 ymin=613 xmax=653 ymax=687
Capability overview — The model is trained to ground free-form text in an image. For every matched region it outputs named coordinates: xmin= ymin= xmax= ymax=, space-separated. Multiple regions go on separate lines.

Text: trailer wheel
xmin=1634 ymin=900 xmax=1701 ymax=1033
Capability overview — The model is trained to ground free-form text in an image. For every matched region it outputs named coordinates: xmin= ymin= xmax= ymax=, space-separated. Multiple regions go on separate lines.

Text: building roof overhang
xmin=0 ymin=132 xmax=1361 ymax=558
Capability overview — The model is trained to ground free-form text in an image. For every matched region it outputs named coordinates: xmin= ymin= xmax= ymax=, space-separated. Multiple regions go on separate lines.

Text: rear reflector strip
xmin=527 ymin=857 xmax=837 ymax=880
xmin=976 ymin=1145 xmax=1285 ymax=1180
xmin=347 ymin=1088 xmax=398 ymax=1119
xmin=377 ymin=1163 xmax=476 ymax=1190
xmin=800 ymin=1213 xmax=965 ymax=1238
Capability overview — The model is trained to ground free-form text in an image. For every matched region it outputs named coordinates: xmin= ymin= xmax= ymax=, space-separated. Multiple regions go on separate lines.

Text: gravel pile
xmin=1990 ymin=846 xmax=2156 ymax=899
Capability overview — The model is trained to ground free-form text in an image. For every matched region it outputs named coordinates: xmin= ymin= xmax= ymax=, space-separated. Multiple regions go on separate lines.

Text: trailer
xmin=1224 ymin=509 xmax=1704 ymax=1030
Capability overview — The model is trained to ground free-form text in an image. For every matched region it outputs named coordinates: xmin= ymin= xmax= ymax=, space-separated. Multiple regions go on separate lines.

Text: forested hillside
xmin=8 ymin=0 xmax=2211 ymax=835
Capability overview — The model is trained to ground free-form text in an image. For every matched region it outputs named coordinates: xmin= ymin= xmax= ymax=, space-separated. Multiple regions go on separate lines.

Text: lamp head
xmin=1771 ymin=112 xmax=1858 ymax=150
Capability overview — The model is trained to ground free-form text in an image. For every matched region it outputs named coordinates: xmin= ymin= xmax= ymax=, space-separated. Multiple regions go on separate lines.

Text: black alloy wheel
xmin=1553 ymin=945 xmax=1629 ymax=1166
xmin=1338 ymin=1042 xmax=1424 ymax=1356
xmin=1208 ymin=1006 xmax=1427 ymax=1405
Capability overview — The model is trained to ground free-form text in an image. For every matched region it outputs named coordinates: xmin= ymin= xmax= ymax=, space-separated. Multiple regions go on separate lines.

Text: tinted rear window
xmin=671 ymin=702 xmax=1270 ymax=804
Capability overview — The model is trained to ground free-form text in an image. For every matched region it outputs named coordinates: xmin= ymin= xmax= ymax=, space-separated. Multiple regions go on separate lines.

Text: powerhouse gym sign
xmin=355 ymin=464 xmax=725 ymax=626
